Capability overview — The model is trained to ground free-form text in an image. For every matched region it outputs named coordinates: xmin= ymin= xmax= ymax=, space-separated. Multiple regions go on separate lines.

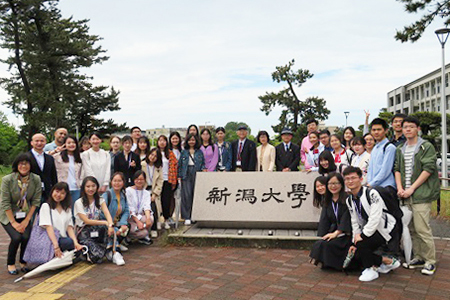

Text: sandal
xmin=7 ymin=267 xmax=18 ymax=275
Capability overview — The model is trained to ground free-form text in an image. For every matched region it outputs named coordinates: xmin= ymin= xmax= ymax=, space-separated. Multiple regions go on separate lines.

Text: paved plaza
xmin=0 ymin=227 xmax=449 ymax=300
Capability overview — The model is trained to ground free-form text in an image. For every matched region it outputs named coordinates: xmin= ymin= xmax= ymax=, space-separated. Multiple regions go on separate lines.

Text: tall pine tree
xmin=0 ymin=0 xmax=127 ymax=143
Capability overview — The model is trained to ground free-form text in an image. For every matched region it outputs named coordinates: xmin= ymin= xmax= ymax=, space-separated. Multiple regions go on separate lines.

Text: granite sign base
xmin=191 ymin=171 xmax=321 ymax=229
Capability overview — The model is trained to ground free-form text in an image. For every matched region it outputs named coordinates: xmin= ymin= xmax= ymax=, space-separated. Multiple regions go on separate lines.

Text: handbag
xmin=77 ymin=225 xmax=108 ymax=264
xmin=23 ymin=210 xmax=60 ymax=265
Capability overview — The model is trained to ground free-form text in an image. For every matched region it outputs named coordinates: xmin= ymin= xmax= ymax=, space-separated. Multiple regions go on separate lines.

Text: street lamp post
xmin=344 ymin=111 xmax=350 ymax=127
xmin=436 ymin=28 xmax=450 ymax=187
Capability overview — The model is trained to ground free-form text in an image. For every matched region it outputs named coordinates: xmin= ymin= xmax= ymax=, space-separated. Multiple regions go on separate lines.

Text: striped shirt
xmin=404 ymin=144 xmax=415 ymax=188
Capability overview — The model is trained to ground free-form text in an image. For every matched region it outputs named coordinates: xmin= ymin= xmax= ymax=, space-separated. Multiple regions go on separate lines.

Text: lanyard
xmin=87 ymin=203 xmax=96 ymax=219
xmin=135 ymin=189 xmax=144 ymax=213
xmin=352 ymin=198 xmax=363 ymax=221
xmin=125 ymin=152 xmax=132 ymax=169
xmin=146 ymin=164 xmax=154 ymax=185
xmin=332 ymin=202 xmax=339 ymax=221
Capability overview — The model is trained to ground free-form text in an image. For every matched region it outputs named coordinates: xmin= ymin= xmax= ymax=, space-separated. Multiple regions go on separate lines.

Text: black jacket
xmin=231 ymin=139 xmax=257 ymax=171
xmin=275 ymin=143 xmax=300 ymax=171
xmin=29 ymin=150 xmax=58 ymax=200
xmin=114 ymin=151 xmax=142 ymax=187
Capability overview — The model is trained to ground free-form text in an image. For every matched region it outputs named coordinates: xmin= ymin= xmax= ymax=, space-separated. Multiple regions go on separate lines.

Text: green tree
xmin=259 ymin=59 xmax=330 ymax=140
xmin=223 ymin=121 xmax=255 ymax=143
xmin=0 ymin=0 xmax=125 ymax=143
xmin=395 ymin=0 xmax=450 ymax=42
xmin=0 ymin=111 xmax=26 ymax=164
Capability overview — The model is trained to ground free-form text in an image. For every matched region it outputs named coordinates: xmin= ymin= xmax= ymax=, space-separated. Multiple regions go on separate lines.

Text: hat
xmin=281 ymin=128 xmax=293 ymax=135
xmin=237 ymin=125 xmax=248 ymax=131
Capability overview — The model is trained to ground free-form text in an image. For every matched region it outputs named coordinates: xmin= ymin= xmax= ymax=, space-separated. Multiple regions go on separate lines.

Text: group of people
xmin=0 ymin=114 xmax=440 ymax=281
xmin=309 ymin=113 xmax=439 ymax=282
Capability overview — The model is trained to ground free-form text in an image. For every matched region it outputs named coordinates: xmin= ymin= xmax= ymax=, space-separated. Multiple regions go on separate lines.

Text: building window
xmin=390 ymin=97 xmax=394 ymax=106
xmin=446 ymin=73 xmax=449 ymax=87
xmin=396 ymin=95 xmax=401 ymax=104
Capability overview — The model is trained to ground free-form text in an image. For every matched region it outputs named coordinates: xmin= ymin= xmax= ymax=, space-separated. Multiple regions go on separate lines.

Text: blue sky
xmin=0 ymin=0 xmax=447 ymax=135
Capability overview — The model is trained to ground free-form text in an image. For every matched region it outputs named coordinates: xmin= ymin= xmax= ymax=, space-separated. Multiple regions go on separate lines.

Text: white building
xmin=387 ymin=63 xmax=450 ymax=114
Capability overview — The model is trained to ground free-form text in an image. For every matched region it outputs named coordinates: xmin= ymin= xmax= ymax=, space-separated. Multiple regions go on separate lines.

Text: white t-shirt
xmin=39 ymin=203 xmax=73 ymax=238
xmin=67 ymin=155 xmax=77 ymax=190
xmin=161 ymin=151 xmax=169 ymax=181
xmin=73 ymin=197 xmax=105 ymax=228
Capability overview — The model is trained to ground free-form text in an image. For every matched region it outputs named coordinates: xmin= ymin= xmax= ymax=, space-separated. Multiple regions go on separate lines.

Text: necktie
xmin=238 ymin=142 xmax=243 ymax=161
xmin=285 ymin=144 xmax=289 ymax=152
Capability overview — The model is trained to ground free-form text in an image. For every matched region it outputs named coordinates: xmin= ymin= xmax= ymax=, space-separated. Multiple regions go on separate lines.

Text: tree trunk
xmin=287 ymin=79 xmax=300 ymax=132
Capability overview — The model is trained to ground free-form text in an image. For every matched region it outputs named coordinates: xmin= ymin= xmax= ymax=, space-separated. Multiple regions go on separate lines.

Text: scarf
xmin=16 ymin=173 xmax=30 ymax=212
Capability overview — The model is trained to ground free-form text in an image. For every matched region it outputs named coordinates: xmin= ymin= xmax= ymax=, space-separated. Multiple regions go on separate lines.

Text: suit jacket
xmin=29 ymin=150 xmax=58 ymax=199
xmin=0 ymin=172 xmax=42 ymax=225
xmin=275 ymin=143 xmax=300 ymax=171
xmin=231 ymin=139 xmax=257 ymax=171
xmin=114 ymin=151 xmax=142 ymax=187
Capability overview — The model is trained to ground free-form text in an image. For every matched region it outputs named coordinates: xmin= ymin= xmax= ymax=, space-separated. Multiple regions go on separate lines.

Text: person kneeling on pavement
xmin=126 ymin=171 xmax=154 ymax=245
xmin=343 ymin=166 xmax=401 ymax=282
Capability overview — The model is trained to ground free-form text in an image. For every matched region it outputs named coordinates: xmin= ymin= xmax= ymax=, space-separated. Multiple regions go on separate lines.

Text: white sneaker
xmin=359 ymin=267 xmax=379 ymax=282
xmin=112 ymin=252 xmax=125 ymax=266
xmin=151 ymin=230 xmax=158 ymax=238
xmin=164 ymin=221 xmax=171 ymax=229
xmin=378 ymin=258 xmax=400 ymax=274
xmin=118 ymin=244 xmax=128 ymax=252
xmin=156 ymin=222 xmax=162 ymax=230
xmin=184 ymin=219 xmax=191 ymax=225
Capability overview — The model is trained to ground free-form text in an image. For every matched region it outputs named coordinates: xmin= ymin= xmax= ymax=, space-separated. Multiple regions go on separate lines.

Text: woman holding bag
xmin=74 ymin=176 xmax=121 ymax=264
xmin=38 ymin=182 xmax=84 ymax=257
xmin=0 ymin=153 xmax=42 ymax=275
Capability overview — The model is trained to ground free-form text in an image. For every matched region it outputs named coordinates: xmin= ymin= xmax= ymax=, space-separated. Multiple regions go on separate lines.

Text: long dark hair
xmin=157 ymin=135 xmax=170 ymax=159
xmin=184 ymin=133 xmax=200 ymax=150
xmin=169 ymin=132 xmax=182 ymax=150
xmin=135 ymin=136 xmax=151 ymax=157
xmin=309 ymin=131 xmax=320 ymax=149
xmin=61 ymin=136 xmax=82 ymax=163
xmin=47 ymin=182 xmax=72 ymax=210
xmin=318 ymin=150 xmax=336 ymax=175
xmin=146 ymin=148 xmax=163 ymax=168
xmin=313 ymin=176 xmax=327 ymax=208
xmin=186 ymin=124 xmax=200 ymax=139
xmin=81 ymin=176 xmax=101 ymax=209
xmin=343 ymin=126 xmax=356 ymax=147
xmin=324 ymin=172 xmax=347 ymax=206
xmin=200 ymin=128 xmax=213 ymax=147
xmin=79 ymin=136 xmax=90 ymax=153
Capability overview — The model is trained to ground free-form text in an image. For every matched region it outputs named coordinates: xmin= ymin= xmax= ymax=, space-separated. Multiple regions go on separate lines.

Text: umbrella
xmin=401 ymin=206 xmax=413 ymax=264
xmin=14 ymin=247 xmax=88 ymax=283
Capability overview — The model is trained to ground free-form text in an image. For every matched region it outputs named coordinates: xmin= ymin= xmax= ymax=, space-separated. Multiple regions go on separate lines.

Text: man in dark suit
xmin=29 ymin=133 xmax=58 ymax=203
xmin=231 ymin=125 xmax=257 ymax=171
xmin=275 ymin=128 xmax=300 ymax=171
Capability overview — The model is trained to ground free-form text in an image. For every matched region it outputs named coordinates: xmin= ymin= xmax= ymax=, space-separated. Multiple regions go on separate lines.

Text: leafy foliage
xmin=0 ymin=0 xmax=126 ymax=143
xmin=395 ymin=0 xmax=450 ymax=42
xmin=259 ymin=59 xmax=330 ymax=143
xmin=0 ymin=111 xmax=26 ymax=164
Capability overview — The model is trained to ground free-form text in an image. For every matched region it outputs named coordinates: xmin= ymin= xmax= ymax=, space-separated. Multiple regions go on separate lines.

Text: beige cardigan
xmin=53 ymin=152 xmax=83 ymax=189
xmin=256 ymin=144 xmax=276 ymax=172
xmin=141 ymin=161 xmax=164 ymax=199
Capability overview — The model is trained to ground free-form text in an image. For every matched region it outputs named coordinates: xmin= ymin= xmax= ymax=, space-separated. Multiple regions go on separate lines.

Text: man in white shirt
xmin=29 ymin=133 xmax=58 ymax=202
xmin=130 ymin=126 xmax=142 ymax=152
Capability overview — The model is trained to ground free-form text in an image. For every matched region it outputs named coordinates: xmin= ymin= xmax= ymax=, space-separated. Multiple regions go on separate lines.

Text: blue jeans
xmin=59 ymin=237 xmax=75 ymax=251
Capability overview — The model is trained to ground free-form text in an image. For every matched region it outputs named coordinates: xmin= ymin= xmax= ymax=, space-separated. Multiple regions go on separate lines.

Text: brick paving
xmin=1 ymin=228 xmax=450 ymax=299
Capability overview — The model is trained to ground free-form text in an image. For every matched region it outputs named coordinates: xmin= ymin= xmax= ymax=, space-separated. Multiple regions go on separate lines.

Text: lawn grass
xmin=435 ymin=190 xmax=450 ymax=220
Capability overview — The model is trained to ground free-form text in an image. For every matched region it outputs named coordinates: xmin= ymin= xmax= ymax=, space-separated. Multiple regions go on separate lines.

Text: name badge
xmin=90 ymin=231 xmax=99 ymax=238
xmin=137 ymin=214 xmax=142 ymax=221
xmin=42 ymin=182 xmax=45 ymax=189
xmin=15 ymin=211 xmax=26 ymax=219
xmin=236 ymin=161 xmax=242 ymax=166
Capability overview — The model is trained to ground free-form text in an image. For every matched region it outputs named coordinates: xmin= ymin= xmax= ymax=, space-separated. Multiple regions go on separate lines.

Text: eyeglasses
xmin=327 ymin=182 xmax=341 ymax=187
xmin=18 ymin=162 xmax=30 ymax=166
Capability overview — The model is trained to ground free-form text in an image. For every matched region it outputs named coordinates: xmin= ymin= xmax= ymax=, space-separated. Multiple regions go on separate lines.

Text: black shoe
xmin=20 ymin=267 xmax=30 ymax=273
xmin=403 ymin=258 xmax=425 ymax=269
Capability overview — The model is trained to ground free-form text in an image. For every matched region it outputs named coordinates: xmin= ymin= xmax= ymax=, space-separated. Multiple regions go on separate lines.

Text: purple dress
xmin=200 ymin=144 xmax=219 ymax=172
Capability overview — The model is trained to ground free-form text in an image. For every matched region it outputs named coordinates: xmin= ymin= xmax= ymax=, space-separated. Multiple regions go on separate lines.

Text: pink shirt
xmin=300 ymin=135 xmax=313 ymax=169
xmin=200 ymin=144 xmax=219 ymax=172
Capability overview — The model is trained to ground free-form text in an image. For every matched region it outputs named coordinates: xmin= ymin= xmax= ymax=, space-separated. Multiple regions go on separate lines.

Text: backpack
xmin=365 ymin=186 xmax=403 ymax=223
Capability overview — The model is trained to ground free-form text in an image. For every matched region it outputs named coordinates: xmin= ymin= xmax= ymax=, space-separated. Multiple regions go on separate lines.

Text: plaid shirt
xmin=168 ymin=150 xmax=178 ymax=186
